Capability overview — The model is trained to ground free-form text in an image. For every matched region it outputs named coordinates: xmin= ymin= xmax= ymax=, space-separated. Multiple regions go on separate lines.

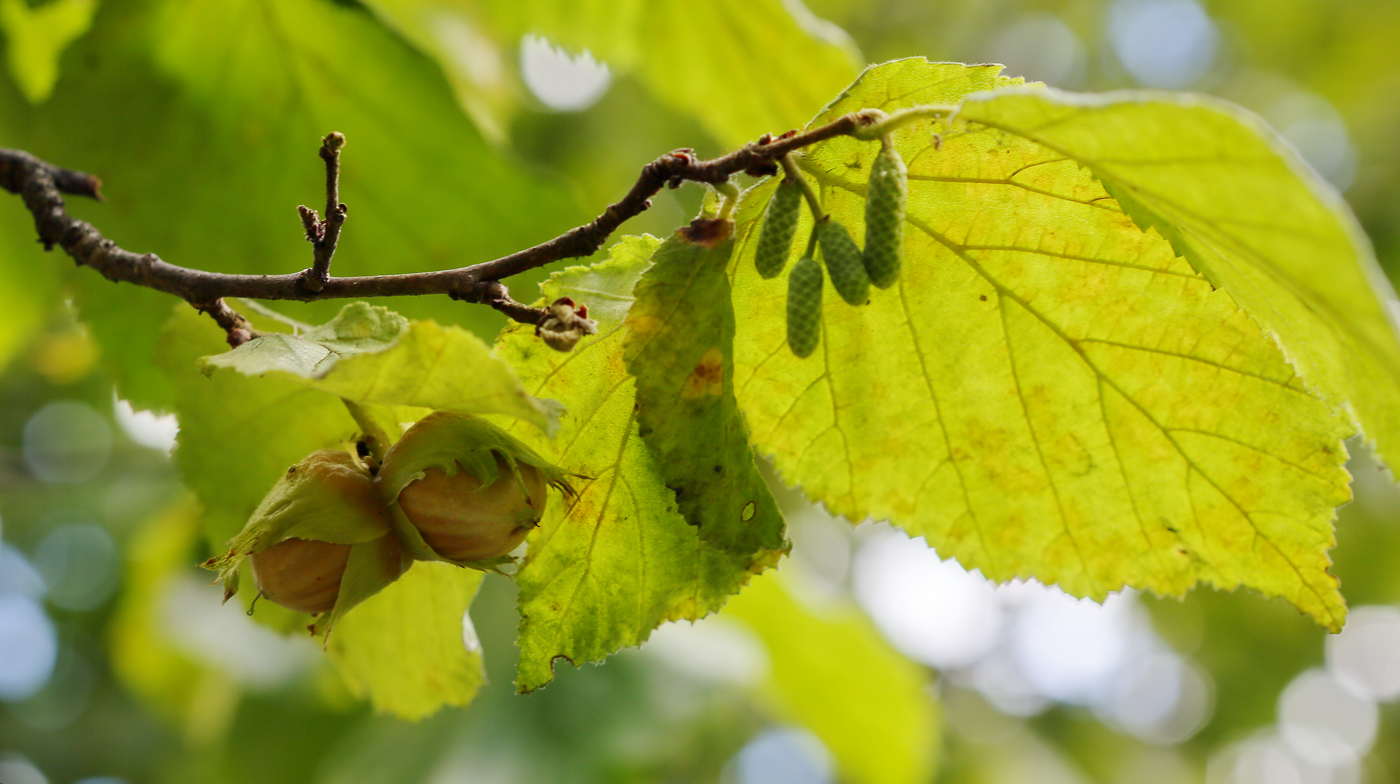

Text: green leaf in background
xmin=724 ymin=571 xmax=939 ymax=784
xmin=327 ymin=561 xmax=485 ymax=720
xmin=0 ymin=206 xmax=61 ymax=374
xmin=731 ymin=59 xmax=1355 ymax=629
xmin=499 ymin=236 xmax=781 ymax=691
xmin=623 ymin=221 xmax=787 ymax=580
xmin=0 ymin=0 xmax=583 ymax=410
xmin=108 ymin=501 xmax=231 ymax=734
xmin=199 ymin=302 xmax=409 ymax=379
xmin=372 ymin=0 xmax=861 ymax=148
xmin=0 ymin=0 xmax=96 ymax=103
xmin=954 ymin=90 xmax=1400 ymax=472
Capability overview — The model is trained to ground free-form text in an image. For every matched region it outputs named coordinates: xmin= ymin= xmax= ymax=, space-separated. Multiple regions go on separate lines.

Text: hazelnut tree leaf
xmin=327 ymin=561 xmax=485 ymax=721
xmin=199 ymin=301 xmax=562 ymax=434
xmin=622 ymin=221 xmax=788 ymax=582
xmin=0 ymin=0 xmax=97 ymax=104
xmin=731 ymin=59 xmax=1358 ymax=630
xmin=498 ymin=235 xmax=783 ymax=692
xmin=953 ymin=89 xmax=1400 ymax=474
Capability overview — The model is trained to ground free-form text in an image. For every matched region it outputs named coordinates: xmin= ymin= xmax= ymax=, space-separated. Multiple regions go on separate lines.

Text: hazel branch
xmin=0 ymin=108 xmax=891 ymax=329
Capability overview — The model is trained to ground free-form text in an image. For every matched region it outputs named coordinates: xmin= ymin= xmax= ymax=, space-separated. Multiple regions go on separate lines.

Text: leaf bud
xmin=536 ymin=296 xmax=599 ymax=352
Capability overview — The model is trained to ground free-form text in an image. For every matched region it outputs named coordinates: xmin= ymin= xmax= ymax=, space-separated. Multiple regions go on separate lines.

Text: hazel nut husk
xmin=376 ymin=411 xmax=573 ymax=570
xmin=201 ymin=449 xmax=410 ymax=637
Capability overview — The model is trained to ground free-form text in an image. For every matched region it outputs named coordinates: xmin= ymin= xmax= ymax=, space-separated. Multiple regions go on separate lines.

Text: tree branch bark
xmin=0 ymin=109 xmax=884 ymax=336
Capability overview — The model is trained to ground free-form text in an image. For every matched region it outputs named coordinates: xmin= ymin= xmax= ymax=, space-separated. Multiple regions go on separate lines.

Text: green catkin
xmin=786 ymin=256 xmax=823 ymax=358
xmin=817 ymin=217 xmax=870 ymax=306
xmin=754 ymin=178 xmax=803 ymax=279
xmin=863 ymin=139 xmax=907 ymax=288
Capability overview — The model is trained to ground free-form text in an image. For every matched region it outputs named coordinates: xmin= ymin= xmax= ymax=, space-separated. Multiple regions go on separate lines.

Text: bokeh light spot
xmin=986 ymin=14 xmax=1086 ymax=88
xmin=853 ymin=529 xmax=1002 ymax=670
xmin=34 ymin=520 xmax=119 ymax=612
xmin=1328 ymin=605 xmax=1400 ymax=701
xmin=731 ymin=727 xmax=833 ymax=784
xmin=22 ymin=400 xmax=113 ymax=483
xmin=1107 ymin=0 xmax=1218 ymax=88
xmin=520 ymin=35 xmax=611 ymax=111
xmin=0 ymin=593 xmax=58 ymax=701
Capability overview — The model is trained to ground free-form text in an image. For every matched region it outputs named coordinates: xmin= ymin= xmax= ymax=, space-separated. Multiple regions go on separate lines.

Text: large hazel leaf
xmin=731 ymin=59 xmax=1356 ymax=629
xmin=498 ymin=235 xmax=785 ymax=692
xmin=724 ymin=571 xmax=938 ymax=784
xmin=327 ymin=562 xmax=485 ymax=720
xmin=953 ymin=89 xmax=1400 ymax=472
xmin=0 ymin=0 xmax=97 ymax=104
xmin=623 ymin=220 xmax=787 ymax=579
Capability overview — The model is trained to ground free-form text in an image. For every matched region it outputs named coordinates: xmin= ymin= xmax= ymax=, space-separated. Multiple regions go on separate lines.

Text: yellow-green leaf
xmin=499 ymin=235 xmax=782 ymax=692
xmin=724 ymin=571 xmax=939 ymax=784
xmin=327 ymin=562 xmax=485 ymax=720
xmin=623 ymin=221 xmax=787 ymax=580
xmin=954 ymin=88 xmax=1400 ymax=473
xmin=732 ymin=59 xmax=1355 ymax=629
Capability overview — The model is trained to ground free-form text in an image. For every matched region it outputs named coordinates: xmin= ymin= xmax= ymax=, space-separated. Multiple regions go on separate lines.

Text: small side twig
xmin=192 ymin=298 xmax=258 ymax=348
xmin=298 ymin=132 xmax=348 ymax=293
xmin=453 ymin=280 xmax=549 ymax=327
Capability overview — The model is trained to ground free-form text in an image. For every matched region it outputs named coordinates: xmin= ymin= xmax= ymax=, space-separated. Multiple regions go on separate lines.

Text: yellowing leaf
xmin=500 ymin=236 xmax=783 ymax=692
xmin=0 ymin=0 xmax=97 ymax=103
xmin=954 ymin=89 xmax=1400 ymax=472
xmin=328 ymin=562 xmax=485 ymax=720
xmin=732 ymin=59 xmax=1355 ymax=629
xmin=623 ymin=221 xmax=787 ymax=581
xmin=725 ymin=571 xmax=938 ymax=784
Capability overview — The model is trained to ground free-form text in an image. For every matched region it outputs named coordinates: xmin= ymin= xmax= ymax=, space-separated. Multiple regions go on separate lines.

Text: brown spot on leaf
xmin=680 ymin=217 xmax=734 ymax=248
xmin=681 ymin=347 xmax=725 ymax=398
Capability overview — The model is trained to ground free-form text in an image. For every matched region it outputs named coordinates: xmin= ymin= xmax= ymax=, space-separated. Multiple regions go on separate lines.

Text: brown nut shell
xmin=249 ymin=536 xmax=352 ymax=614
xmin=397 ymin=456 xmax=548 ymax=562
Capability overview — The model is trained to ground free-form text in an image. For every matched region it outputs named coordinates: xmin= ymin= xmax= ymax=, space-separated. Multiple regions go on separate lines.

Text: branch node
xmin=192 ymin=298 xmax=257 ymax=348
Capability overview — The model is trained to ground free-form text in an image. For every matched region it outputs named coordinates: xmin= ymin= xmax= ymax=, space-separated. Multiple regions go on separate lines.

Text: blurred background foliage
xmin=2 ymin=0 xmax=1400 ymax=782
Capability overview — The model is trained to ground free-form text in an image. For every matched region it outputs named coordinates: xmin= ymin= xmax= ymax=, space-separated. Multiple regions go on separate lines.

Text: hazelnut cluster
xmin=203 ymin=412 xmax=570 ymax=635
